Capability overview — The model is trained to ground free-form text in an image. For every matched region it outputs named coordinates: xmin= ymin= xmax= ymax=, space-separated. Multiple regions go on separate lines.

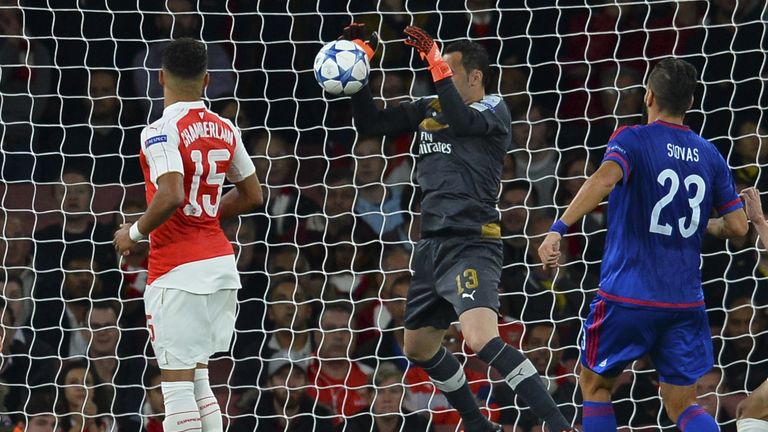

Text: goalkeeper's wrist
xmin=351 ymin=39 xmax=374 ymax=60
xmin=429 ymin=61 xmax=453 ymax=82
xmin=129 ymin=223 xmax=145 ymax=242
xmin=549 ymin=219 xmax=569 ymax=236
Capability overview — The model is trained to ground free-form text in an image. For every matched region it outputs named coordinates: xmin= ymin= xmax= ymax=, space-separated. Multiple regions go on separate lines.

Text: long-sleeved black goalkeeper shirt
xmin=351 ymin=78 xmax=512 ymax=238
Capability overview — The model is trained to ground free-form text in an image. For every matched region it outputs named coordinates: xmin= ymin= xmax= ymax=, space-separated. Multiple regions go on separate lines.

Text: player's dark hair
xmin=444 ymin=40 xmax=491 ymax=86
xmin=162 ymin=37 xmax=207 ymax=80
xmin=647 ymin=58 xmax=698 ymax=116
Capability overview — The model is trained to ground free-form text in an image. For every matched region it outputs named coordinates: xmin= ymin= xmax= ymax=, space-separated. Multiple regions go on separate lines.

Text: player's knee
xmin=403 ymin=342 xmax=435 ymax=363
xmin=663 ymin=396 xmax=697 ymax=423
xmin=579 ymin=368 xmax=613 ymax=401
xmin=461 ymin=328 xmax=495 ymax=354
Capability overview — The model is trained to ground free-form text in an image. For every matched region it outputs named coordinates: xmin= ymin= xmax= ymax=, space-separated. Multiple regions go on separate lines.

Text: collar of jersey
xmin=163 ymin=100 xmax=206 ymax=115
xmin=653 ymin=119 xmax=690 ymax=130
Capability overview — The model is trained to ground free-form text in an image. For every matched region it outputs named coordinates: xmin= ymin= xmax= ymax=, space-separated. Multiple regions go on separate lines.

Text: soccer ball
xmin=313 ymin=40 xmax=370 ymax=96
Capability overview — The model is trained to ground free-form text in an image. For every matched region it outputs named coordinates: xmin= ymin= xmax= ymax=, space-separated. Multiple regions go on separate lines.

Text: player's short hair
xmin=444 ymin=40 xmax=491 ymax=86
xmin=162 ymin=37 xmax=207 ymax=80
xmin=647 ymin=58 xmax=698 ymax=116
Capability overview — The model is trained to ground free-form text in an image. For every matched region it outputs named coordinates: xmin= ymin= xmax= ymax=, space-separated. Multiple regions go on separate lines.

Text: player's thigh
xmin=580 ymin=298 xmax=661 ymax=377
xmin=650 ymin=308 xmax=713 ymax=387
xmin=434 ymin=237 xmax=503 ymax=317
xmin=206 ymin=288 xmax=237 ymax=354
xmin=404 ymin=239 xmax=454 ymax=332
xmin=144 ymin=286 xmax=218 ymax=369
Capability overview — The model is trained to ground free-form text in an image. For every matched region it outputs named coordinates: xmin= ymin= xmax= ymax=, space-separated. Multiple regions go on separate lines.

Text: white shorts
xmin=144 ymin=286 xmax=237 ymax=370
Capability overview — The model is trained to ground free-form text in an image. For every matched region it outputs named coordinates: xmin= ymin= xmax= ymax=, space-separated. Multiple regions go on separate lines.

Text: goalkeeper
xmin=344 ymin=24 xmax=576 ymax=432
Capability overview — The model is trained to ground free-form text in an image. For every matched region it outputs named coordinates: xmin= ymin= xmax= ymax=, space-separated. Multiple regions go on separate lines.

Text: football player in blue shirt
xmin=538 ymin=58 xmax=748 ymax=432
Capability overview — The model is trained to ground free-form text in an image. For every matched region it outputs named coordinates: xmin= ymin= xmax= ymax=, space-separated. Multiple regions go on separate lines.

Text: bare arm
xmin=560 ymin=161 xmax=624 ymax=226
xmin=726 ymin=186 xmax=762 ymax=242
xmin=114 ymin=172 xmax=184 ymax=255
xmin=706 ymin=211 xmax=749 ymax=239
xmin=538 ymin=161 xmax=623 ymax=268
xmin=219 ymin=173 xmax=263 ymax=220
xmin=135 ymin=172 xmax=185 ymax=234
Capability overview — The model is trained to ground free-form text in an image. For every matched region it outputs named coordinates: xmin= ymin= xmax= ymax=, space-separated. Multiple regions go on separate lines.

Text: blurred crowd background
xmin=1 ymin=1 xmax=767 ymax=432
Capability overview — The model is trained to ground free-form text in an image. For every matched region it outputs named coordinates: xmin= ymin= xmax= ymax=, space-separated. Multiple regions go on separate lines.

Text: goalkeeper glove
xmin=340 ymin=22 xmax=378 ymax=61
xmin=404 ymin=26 xmax=453 ymax=82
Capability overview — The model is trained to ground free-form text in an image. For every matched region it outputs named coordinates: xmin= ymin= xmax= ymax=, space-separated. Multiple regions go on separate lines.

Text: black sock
xmin=415 ymin=346 xmax=492 ymax=432
xmin=477 ymin=337 xmax=570 ymax=431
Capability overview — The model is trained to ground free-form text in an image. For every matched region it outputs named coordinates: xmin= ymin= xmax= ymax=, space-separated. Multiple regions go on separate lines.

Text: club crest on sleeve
xmin=145 ymin=135 xmax=168 ymax=147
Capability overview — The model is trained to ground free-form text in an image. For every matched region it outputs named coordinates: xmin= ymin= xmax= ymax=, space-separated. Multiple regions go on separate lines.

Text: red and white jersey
xmin=139 ymin=100 xmax=255 ymax=293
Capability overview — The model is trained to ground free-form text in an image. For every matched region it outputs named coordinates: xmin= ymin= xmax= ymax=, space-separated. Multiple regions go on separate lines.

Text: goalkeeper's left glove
xmin=403 ymin=26 xmax=453 ymax=82
xmin=340 ymin=22 xmax=378 ymax=61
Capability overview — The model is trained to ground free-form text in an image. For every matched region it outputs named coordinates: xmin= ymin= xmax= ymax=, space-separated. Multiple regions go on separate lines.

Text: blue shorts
xmin=580 ymin=295 xmax=714 ymax=386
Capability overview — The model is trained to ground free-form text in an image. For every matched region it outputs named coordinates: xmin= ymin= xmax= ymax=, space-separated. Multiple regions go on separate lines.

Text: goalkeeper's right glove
xmin=340 ymin=22 xmax=379 ymax=61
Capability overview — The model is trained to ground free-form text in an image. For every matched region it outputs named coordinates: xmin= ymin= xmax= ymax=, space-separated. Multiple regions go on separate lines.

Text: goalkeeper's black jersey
xmin=352 ymin=79 xmax=512 ymax=238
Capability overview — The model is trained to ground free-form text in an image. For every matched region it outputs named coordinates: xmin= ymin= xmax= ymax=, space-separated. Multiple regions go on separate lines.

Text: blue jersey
xmin=599 ymin=120 xmax=743 ymax=309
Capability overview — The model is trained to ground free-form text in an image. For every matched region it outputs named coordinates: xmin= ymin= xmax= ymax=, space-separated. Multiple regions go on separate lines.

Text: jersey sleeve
xmin=224 ymin=122 xmax=256 ymax=183
xmin=399 ymin=97 xmax=432 ymax=131
xmin=141 ymin=122 xmax=183 ymax=184
xmin=468 ymin=95 xmax=511 ymax=136
xmin=712 ymin=151 xmax=743 ymax=216
xmin=602 ymin=126 xmax=635 ymax=184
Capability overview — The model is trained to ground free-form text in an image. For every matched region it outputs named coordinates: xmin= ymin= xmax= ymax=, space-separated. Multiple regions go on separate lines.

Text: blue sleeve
xmin=712 ymin=151 xmax=743 ymax=216
xmin=601 ymin=126 xmax=634 ymax=184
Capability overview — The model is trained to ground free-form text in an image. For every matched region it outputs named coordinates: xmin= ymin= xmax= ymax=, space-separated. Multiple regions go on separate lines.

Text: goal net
xmin=1 ymin=1 xmax=766 ymax=432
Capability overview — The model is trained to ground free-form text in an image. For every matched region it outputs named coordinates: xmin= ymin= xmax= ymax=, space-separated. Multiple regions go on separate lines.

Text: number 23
xmin=649 ymin=169 xmax=706 ymax=238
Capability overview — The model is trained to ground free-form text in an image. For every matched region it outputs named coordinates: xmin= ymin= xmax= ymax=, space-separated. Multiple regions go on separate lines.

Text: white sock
xmin=738 ymin=418 xmax=768 ymax=432
xmin=194 ymin=369 xmax=222 ymax=432
xmin=161 ymin=381 xmax=201 ymax=432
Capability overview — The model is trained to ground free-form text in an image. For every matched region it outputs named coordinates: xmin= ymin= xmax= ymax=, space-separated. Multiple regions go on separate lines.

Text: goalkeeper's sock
xmin=415 ymin=346 xmax=494 ymax=432
xmin=677 ymin=405 xmax=719 ymax=432
xmin=194 ymin=369 xmax=222 ymax=432
xmin=161 ymin=381 xmax=201 ymax=432
xmin=477 ymin=337 xmax=571 ymax=431
xmin=738 ymin=418 xmax=768 ymax=431
xmin=582 ymin=401 xmax=617 ymax=432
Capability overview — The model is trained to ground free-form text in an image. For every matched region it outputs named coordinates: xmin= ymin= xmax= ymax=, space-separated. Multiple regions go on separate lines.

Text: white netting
xmin=1 ymin=1 xmax=767 ymax=432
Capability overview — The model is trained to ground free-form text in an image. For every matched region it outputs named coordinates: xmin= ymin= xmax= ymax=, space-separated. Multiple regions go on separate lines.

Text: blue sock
xmin=583 ymin=401 xmax=617 ymax=432
xmin=677 ymin=405 xmax=719 ymax=432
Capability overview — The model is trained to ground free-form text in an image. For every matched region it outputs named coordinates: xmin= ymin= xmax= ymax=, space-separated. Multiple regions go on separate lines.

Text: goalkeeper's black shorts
xmin=404 ymin=236 xmax=503 ymax=331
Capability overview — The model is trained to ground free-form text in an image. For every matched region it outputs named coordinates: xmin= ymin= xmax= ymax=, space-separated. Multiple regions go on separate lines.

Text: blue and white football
xmin=313 ymin=40 xmax=370 ymax=96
